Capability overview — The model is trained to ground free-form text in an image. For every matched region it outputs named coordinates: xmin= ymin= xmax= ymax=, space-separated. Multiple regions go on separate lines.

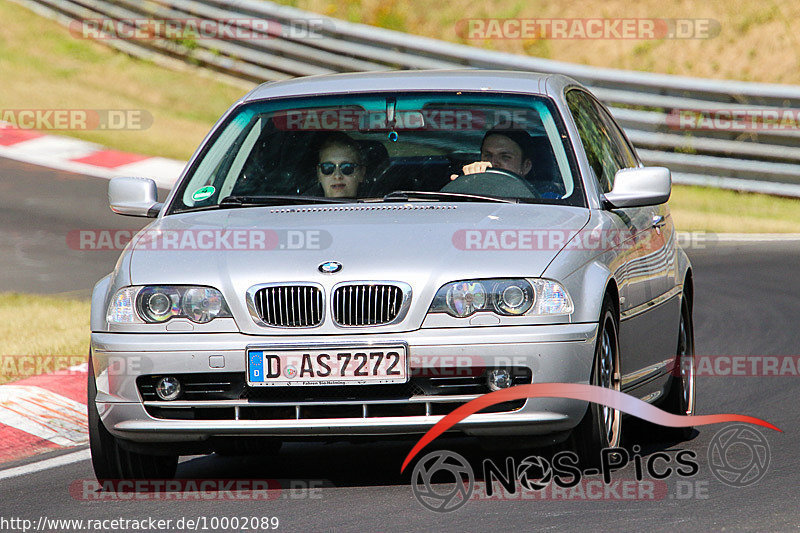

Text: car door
xmin=591 ymin=98 xmax=674 ymax=301
xmin=592 ymin=98 xmax=680 ymax=393
xmin=566 ymin=89 xmax=673 ymax=393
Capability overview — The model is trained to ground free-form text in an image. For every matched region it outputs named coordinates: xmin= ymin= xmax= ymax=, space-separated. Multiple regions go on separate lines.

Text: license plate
xmin=246 ymin=345 xmax=408 ymax=386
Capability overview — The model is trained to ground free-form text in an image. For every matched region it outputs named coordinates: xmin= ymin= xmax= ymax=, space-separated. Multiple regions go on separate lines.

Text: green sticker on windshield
xmin=191 ymin=185 xmax=215 ymax=202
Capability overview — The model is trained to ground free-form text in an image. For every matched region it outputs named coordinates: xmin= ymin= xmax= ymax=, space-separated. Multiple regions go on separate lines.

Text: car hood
xmin=128 ymin=203 xmax=590 ymax=333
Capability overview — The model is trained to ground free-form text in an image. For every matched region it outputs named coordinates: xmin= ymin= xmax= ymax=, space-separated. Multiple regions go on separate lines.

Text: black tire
xmin=661 ymin=292 xmax=696 ymax=440
xmin=569 ymin=294 xmax=622 ymax=466
xmin=88 ymin=352 xmax=178 ymax=481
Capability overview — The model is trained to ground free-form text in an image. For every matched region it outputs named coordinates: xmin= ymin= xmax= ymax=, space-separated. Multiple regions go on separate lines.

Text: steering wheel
xmin=441 ymin=168 xmax=540 ymax=199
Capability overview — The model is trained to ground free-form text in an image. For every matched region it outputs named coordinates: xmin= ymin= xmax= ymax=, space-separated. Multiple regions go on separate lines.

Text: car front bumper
xmin=91 ymin=323 xmax=598 ymax=443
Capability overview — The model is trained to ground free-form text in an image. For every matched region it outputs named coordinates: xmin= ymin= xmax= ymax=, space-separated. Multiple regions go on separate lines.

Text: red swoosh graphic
xmin=400 ymin=383 xmax=781 ymax=473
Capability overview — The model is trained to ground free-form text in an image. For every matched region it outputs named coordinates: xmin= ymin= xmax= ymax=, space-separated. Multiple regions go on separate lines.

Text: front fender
xmin=556 ymin=260 xmax=616 ymax=324
xmin=91 ymin=275 xmax=113 ymax=332
xmin=676 ymin=245 xmax=692 ymax=294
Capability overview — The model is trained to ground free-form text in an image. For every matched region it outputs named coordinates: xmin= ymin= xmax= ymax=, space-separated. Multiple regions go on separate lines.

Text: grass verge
xmin=275 ymin=0 xmax=800 ymax=85
xmin=0 ymin=0 xmax=248 ymax=160
xmin=670 ymin=185 xmax=800 ymax=233
xmin=0 ymin=293 xmax=89 ymax=385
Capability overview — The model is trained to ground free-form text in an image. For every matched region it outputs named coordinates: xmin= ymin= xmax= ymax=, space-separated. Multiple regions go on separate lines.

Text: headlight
xmin=107 ymin=285 xmax=232 ymax=324
xmin=106 ymin=287 xmax=140 ymax=324
xmin=181 ymin=287 xmax=225 ymax=323
xmin=138 ymin=286 xmax=181 ymax=322
xmin=493 ymin=279 xmax=535 ymax=315
xmin=445 ymin=281 xmax=487 ymax=318
xmin=428 ymin=278 xmax=573 ymax=318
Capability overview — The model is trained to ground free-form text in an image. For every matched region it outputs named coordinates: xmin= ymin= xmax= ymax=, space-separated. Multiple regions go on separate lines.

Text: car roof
xmin=242 ymin=69 xmax=581 ymax=101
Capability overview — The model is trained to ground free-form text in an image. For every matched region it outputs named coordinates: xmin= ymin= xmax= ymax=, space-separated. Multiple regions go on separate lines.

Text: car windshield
xmin=169 ymin=92 xmax=584 ymax=213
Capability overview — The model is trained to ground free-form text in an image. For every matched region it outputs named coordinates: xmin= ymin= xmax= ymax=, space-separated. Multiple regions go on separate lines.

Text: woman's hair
xmin=316 ymin=132 xmax=363 ymax=163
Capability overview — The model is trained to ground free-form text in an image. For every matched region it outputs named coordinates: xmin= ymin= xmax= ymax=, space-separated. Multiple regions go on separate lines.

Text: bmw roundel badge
xmin=318 ymin=261 xmax=342 ymax=274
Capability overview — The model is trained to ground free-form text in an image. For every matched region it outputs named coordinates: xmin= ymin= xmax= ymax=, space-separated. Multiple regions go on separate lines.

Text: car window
xmin=566 ymin=89 xmax=636 ymax=193
xmin=168 ymin=92 xmax=586 ymax=213
xmin=593 ymin=100 xmax=638 ymax=169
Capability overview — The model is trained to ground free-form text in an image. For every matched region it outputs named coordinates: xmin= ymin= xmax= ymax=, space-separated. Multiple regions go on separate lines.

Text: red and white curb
xmin=0 ymin=364 xmax=88 ymax=465
xmin=0 ymin=123 xmax=183 ymax=189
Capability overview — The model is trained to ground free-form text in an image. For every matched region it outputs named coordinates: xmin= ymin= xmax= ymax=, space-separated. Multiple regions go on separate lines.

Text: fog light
xmin=487 ymin=368 xmax=513 ymax=391
xmin=155 ymin=376 xmax=181 ymax=401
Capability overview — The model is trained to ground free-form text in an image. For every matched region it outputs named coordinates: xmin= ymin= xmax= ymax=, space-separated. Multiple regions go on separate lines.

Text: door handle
xmin=652 ymin=214 xmax=666 ymax=228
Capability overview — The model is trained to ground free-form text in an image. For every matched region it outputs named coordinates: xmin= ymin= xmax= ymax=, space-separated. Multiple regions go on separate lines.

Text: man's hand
xmin=450 ymin=161 xmax=492 ymax=180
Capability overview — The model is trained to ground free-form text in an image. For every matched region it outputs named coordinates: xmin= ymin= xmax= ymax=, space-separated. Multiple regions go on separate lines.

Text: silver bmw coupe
xmin=89 ymin=70 xmax=695 ymax=480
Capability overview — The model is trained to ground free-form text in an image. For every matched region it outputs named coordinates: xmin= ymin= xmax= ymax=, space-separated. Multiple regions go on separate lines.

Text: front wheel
xmin=88 ymin=353 xmax=178 ymax=481
xmin=569 ymin=295 xmax=622 ymax=465
xmin=660 ymin=292 xmax=696 ymax=440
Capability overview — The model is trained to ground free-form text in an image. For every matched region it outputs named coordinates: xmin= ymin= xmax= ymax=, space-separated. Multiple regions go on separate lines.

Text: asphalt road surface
xmin=0 ymin=158 xmax=157 ymax=296
xmin=1 ymin=157 xmax=799 ymax=531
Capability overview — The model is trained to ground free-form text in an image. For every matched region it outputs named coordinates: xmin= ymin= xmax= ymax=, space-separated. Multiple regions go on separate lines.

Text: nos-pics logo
xmin=411 ymin=451 xmax=474 ymax=512
xmin=410 ymin=424 xmax=771 ymax=512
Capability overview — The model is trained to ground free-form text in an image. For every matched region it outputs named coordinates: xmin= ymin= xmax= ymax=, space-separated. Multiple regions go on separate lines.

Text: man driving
xmin=450 ymin=128 xmax=562 ymax=198
xmin=451 ymin=129 xmax=533 ymax=181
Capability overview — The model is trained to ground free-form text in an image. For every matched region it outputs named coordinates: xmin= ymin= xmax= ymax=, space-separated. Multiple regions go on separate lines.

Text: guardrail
xmin=15 ymin=0 xmax=800 ymax=196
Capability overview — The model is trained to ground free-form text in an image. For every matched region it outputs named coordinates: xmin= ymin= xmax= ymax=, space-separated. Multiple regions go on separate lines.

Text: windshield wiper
xmin=381 ymin=190 xmax=516 ymax=204
xmin=219 ymin=195 xmax=351 ymax=206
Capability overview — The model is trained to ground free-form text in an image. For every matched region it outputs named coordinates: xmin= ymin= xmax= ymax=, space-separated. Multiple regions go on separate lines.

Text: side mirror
xmin=604 ymin=167 xmax=671 ymax=208
xmin=108 ymin=177 xmax=162 ymax=217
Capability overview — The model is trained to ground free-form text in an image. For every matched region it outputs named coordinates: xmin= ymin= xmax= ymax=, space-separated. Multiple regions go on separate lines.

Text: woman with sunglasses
xmin=316 ymin=132 xmax=366 ymax=198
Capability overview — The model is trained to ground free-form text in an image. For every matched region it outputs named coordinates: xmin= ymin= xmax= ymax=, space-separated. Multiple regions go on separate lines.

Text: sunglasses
xmin=318 ymin=162 xmax=359 ymax=176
